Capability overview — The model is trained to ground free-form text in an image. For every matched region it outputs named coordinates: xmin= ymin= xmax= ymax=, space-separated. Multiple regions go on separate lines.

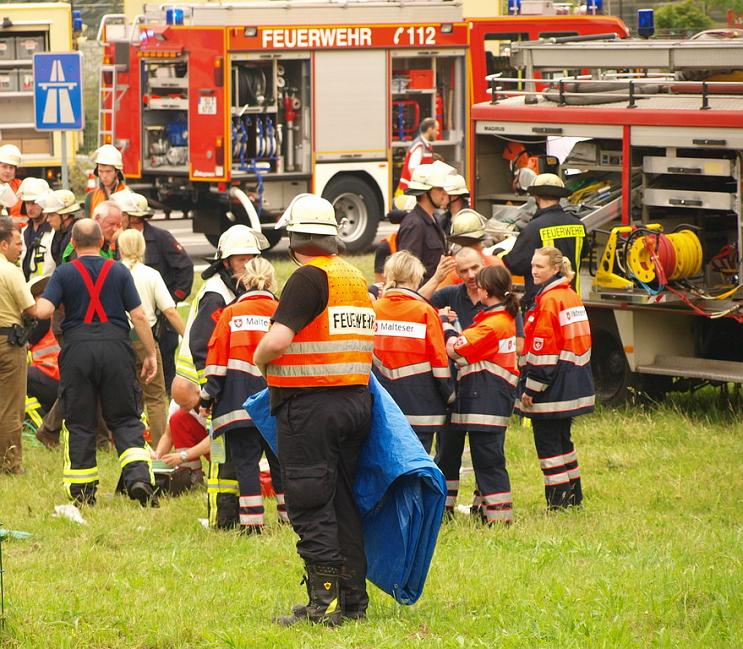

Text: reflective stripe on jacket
xmin=176 ymin=274 xmax=235 ymax=385
xmin=266 ymin=255 xmax=374 ymax=388
xmin=397 ymin=136 xmax=434 ymax=192
xmin=202 ymin=290 xmax=277 ymax=436
xmin=372 ymin=287 xmax=452 ymax=431
xmin=449 ymin=304 xmax=519 ymax=432
xmin=516 ymin=276 xmax=595 ymax=419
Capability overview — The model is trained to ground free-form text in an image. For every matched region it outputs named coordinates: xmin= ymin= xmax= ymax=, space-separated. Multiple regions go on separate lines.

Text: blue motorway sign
xmin=33 ymin=52 xmax=84 ymax=131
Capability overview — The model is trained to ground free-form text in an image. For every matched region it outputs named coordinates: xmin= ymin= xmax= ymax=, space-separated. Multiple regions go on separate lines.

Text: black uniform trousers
xmin=60 ymin=324 xmax=151 ymax=503
xmin=275 ymin=385 xmax=371 ymax=611
xmin=208 ymin=428 xmax=284 ymax=530
xmin=27 ymin=366 xmax=58 ymax=413
xmin=532 ymin=417 xmax=583 ymax=509
xmin=157 ymin=324 xmax=178 ymax=394
xmin=436 ymin=427 xmax=512 ymax=521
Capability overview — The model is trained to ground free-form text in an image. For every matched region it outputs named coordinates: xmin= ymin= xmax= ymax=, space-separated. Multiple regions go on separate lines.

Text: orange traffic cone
xmin=86 ymin=169 xmax=97 ymax=192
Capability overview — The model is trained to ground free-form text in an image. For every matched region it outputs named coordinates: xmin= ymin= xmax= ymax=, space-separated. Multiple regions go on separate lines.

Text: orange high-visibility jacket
xmin=517 ymin=276 xmax=595 ymax=419
xmin=85 ymin=182 xmax=128 ymax=218
xmin=266 ymin=255 xmax=375 ymax=388
xmin=203 ymin=290 xmax=278 ymax=436
xmin=450 ymin=304 xmax=519 ymax=431
xmin=372 ymin=287 xmax=451 ymax=430
xmin=397 ymin=135 xmax=433 ymax=193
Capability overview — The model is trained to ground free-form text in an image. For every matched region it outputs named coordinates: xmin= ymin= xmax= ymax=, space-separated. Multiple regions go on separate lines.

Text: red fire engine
xmin=471 ymin=36 xmax=743 ymax=401
xmin=97 ymin=1 xmax=627 ymax=251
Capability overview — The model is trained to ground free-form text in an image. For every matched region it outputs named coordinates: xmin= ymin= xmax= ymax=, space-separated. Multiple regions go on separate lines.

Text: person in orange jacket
xmin=517 ymin=246 xmax=594 ymax=509
xmin=27 ymin=324 xmax=60 ymax=412
xmin=372 ymin=250 xmax=452 ymax=452
xmin=199 ymin=257 xmax=285 ymax=532
xmin=444 ymin=265 xmax=520 ymax=524
xmin=84 ymin=145 xmax=129 ymax=218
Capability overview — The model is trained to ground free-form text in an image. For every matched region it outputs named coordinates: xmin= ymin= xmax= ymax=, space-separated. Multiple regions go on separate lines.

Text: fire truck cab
xmin=472 ymin=36 xmax=743 ymax=401
xmin=97 ymin=1 xmax=627 ymax=251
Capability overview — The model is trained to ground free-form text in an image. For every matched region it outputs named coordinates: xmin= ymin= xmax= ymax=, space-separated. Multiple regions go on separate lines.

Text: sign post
xmin=33 ymin=52 xmax=84 ymax=189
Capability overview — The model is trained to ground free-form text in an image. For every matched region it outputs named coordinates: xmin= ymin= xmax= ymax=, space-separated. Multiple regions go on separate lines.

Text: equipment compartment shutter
xmin=314 ymin=50 xmax=386 ymax=160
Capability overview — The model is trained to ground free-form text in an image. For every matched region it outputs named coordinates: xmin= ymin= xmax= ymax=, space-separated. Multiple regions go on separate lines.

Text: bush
xmin=655 ymin=0 xmax=713 ymax=36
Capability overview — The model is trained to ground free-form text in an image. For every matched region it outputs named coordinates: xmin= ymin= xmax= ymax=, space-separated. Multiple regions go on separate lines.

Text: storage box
xmin=0 ymin=38 xmax=15 ymax=61
xmin=16 ymin=35 xmax=45 ymax=59
xmin=0 ymin=70 xmax=18 ymax=92
xmin=408 ymin=69 xmax=434 ymax=90
xmin=18 ymin=70 xmax=34 ymax=93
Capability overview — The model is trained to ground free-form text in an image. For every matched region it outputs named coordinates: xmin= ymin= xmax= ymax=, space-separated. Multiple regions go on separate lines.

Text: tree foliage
xmin=655 ymin=0 xmax=714 ymax=35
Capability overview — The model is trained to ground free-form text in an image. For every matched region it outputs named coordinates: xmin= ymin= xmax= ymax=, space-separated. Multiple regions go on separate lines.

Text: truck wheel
xmin=262 ymin=228 xmax=283 ymax=250
xmin=322 ymin=176 xmax=381 ymax=254
xmin=205 ymin=232 xmax=221 ymax=248
xmin=591 ymin=330 xmax=632 ymax=405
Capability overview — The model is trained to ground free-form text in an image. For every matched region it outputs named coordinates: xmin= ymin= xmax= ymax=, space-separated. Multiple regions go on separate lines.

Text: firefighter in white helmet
xmin=398 ymin=160 xmax=456 ymax=283
xmin=0 ymin=144 xmax=23 ymax=220
xmin=255 ymin=193 xmax=375 ymax=626
xmin=17 ymin=177 xmax=53 ymax=280
xmin=171 ymin=223 xmax=273 ymax=529
xmin=85 ymin=144 xmax=128 ymax=218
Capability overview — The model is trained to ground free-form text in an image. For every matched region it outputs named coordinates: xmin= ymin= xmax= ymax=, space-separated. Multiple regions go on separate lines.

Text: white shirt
xmin=127 ymin=261 xmax=176 ymax=327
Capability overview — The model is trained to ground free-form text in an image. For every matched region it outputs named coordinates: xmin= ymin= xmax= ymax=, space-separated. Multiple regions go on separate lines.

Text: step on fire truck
xmin=0 ymin=3 xmax=80 ymax=184
xmin=472 ymin=35 xmax=743 ymax=401
xmin=96 ymin=1 xmax=627 ymax=251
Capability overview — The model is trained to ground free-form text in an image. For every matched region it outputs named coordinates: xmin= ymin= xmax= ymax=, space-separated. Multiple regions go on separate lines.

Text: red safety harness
xmin=71 ymin=259 xmax=114 ymax=323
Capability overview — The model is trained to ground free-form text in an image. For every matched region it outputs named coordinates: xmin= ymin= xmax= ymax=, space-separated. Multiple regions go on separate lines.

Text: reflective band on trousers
xmin=485 ymin=509 xmax=514 ymax=522
xmin=240 ymin=513 xmax=264 ymax=525
xmin=483 ymin=492 xmax=512 ymax=505
xmin=450 ymin=413 xmax=511 ymax=428
xmin=119 ymin=447 xmax=151 ymax=469
xmin=63 ymin=466 xmax=99 ymax=484
xmin=457 ymin=360 xmax=518 ymax=386
xmin=268 ymin=361 xmax=372 ymax=378
xmin=207 ymin=478 xmax=239 ymax=494
xmin=544 ymin=471 xmax=570 ymax=486
xmin=239 ymin=495 xmax=263 ymax=507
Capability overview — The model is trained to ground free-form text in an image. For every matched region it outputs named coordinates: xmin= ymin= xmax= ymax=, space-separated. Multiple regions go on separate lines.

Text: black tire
xmin=591 ymin=330 xmax=632 ymax=405
xmin=322 ymin=175 xmax=381 ymax=254
xmin=205 ymin=232 xmax=221 ymax=248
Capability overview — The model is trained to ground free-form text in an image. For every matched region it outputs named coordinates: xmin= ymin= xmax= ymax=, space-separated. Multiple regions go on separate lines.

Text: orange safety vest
xmin=386 ymin=231 xmax=398 ymax=255
xmin=7 ymin=178 xmax=24 ymax=225
xmin=266 ymin=255 xmax=375 ymax=388
xmin=85 ymin=182 xmax=128 ymax=217
xmin=30 ymin=328 xmax=61 ymax=381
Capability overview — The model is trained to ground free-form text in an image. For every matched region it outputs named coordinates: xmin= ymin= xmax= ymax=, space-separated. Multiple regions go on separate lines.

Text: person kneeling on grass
xmin=444 ymin=265 xmax=519 ymax=525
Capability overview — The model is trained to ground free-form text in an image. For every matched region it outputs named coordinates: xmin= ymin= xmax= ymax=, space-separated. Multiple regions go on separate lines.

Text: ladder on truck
xmin=96 ymin=14 xmax=134 ymax=147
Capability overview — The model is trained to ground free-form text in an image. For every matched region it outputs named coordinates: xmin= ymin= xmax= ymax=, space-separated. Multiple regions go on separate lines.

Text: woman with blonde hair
xmin=200 ymin=257 xmax=286 ymax=532
xmin=517 ymin=246 xmax=594 ymax=509
xmin=372 ymin=250 xmax=452 ymax=452
xmin=118 ymin=228 xmax=185 ymax=445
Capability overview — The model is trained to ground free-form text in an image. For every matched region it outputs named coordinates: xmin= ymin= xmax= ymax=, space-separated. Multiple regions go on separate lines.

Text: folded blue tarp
xmin=245 ymin=375 xmax=446 ymax=604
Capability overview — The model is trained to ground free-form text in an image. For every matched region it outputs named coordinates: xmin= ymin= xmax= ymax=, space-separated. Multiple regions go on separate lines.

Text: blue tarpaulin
xmin=245 ymin=375 xmax=446 ymax=604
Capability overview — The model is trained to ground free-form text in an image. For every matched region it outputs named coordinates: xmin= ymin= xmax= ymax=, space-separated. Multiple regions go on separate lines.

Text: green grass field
xmin=2 ymin=254 xmax=741 ymax=647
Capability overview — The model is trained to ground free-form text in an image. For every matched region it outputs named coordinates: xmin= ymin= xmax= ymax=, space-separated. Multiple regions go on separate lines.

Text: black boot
xmin=277 ymin=564 xmax=342 ymax=627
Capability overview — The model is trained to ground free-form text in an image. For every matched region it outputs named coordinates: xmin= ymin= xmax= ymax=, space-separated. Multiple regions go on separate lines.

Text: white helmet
xmin=0 ymin=144 xmax=22 ymax=167
xmin=17 ymin=177 xmax=50 ymax=202
xmin=39 ymin=189 xmax=81 ymax=215
xmin=215 ymin=224 xmax=264 ymax=259
xmin=92 ymin=144 xmax=124 ymax=170
xmin=449 ymin=208 xmax=487 ymax=241
xmin=405 ymin=160 xmax=457 ymax=195
xmin=0 ymin=183 xmax=19 ymax=208
xmin=444 ymin=173 xmax=469 ymax=197
xmin=113 ymin=190 xmax=152 ymax=217
xmin=278 ymin=193 xmax=338 ymax=236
